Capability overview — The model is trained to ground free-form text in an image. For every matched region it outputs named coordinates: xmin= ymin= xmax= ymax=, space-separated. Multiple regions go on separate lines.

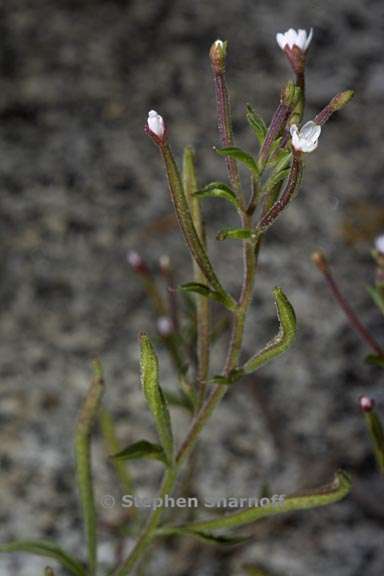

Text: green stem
xmin=112 ymin=468 xmax=176 ymax=576
xmin=183 ymin=146 xmax=211 ymax=407
xmin=113 ymin=209 xmax=256 ymax=574
xmin=75 ymin=360 xmax=104 ymax=576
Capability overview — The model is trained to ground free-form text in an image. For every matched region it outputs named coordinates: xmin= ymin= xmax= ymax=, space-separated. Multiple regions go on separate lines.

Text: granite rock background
xmin=1 ymin=0 xmax=384 ymax=575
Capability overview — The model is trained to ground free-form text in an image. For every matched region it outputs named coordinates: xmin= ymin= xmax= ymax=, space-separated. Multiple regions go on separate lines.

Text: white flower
xmin=290 ymin=121 xmax=321 ymax=153
xmin=147 ymin=110 xmax=165 ymax=138
xmin=276 ymin=28 xmax=313 ymax=52
xmin=375 ymin=234 xmax=384 ymax=254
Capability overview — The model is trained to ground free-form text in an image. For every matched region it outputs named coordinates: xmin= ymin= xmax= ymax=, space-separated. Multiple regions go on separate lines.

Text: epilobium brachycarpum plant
xmin=1 ymin=28 xmax=354 ymax=576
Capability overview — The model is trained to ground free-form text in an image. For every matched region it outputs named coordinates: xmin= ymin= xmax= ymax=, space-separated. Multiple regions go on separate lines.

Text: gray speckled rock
xmin=1 ymin=1 xmax=384 ymax=575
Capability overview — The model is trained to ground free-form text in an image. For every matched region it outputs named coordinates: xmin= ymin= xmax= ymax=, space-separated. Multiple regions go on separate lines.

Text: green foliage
xmin=140 ymin=334 xmax=174 ymax=466
xmin=0 ymin=541 xmax=85 ymax=576
xmin=159 ymin=471 xmax=351 ymax=539
xmin=363 ymin=407 xmax=384 ymax=474
xmin=215 ymin=146 xmax=259 ymax=177
xmin=113 ymin=440 xmax=167 ymax=464
xmin=246 ymin=104 xmax=268 ymax=145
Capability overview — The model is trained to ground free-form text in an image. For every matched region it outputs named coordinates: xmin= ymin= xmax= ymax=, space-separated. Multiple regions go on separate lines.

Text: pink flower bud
xmin=359 ymin=395 xmax=375 ymax=413
xmin=127 ymin=250 xmax=148 ymax=274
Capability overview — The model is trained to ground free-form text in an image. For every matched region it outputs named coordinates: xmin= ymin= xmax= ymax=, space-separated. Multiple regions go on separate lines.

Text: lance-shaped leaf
xmin=140 ymin=334 xmax=174 ymax=465
xmin=246 ymin=105 xmax=267 ymax=145
xmin=208 ymin=289 xmax=296 ymax=386
xmin=193 ymin=182 xmax=240 ymax=210
xmin=160 ymin=143 xmax=236 ymax=311
xmin=215 ymin=146 xmax=259 ymax=177
xmin=179 ymin=281 xmax=233 ymax=306
xmin=367 ymin=285 xmax=384 ymax=316
xmin=262 ymin=168 xmax=290 ymax=197
xmin=75 ymin=359 xmax=104 ymax=576
xmin=216 ymin=228 xmax=255 ymax=241
xmin=99 ymin=408 xmax=134 ymax=495
xmin=161 ymin=471 xmax=350 ymax=535
xmin=0 ymin=541 xmax=86 ymax=576
xmin=362 ymin=404 xmax=384 ymax=474
xmin=163 ymin=388 xmax=194 ymax=412
xmin=241 ymin=287 xmax=296 ymax=375
xmin=113 ymin=440 xmax=167 ymax=464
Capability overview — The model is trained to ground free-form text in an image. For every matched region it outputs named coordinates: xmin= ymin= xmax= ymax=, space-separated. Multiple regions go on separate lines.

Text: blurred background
xmin=1 ymin=0 xmax=384 ymax=574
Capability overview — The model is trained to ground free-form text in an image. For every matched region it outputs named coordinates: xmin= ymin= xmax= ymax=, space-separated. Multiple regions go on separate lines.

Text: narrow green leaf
xmin=163 ymin=388 xmax=194 ymax=412
xmin=194 ymin=182 xmax=240 ymax=210
xmin=99 ymin=408 xmax=135 ymax=495
xmin=168 ymin=470 xmax=350 ymax=534
xmin=246 ymin=105 xmax=267 ymax=145
xmin=0 ymin=541 xmax=85 ymax=576
xmin=367 ymin=285 xmax=384 ymax=316
xmin=363 ymin=408 xmax=384 ymax=473
xmin=140 ymin=334 xmax=174 ymax=465
xmin=268 ymin=149 xmax=292 ymax=172
xmin=262 ymin=168 xmax=290 ymax=196
xmin=241 ymin=287 xmax=296 ymax=374
xmin=215 ymin=146 xmax=259 ymax=177
xmin=216 ymin=228 xmax=255 ymax=241
xmin=75 ymin=359 xmax=104 ymax=576
xmin=179 ymin=282 xmax=235 ymax=308
xmin=161 ymin=144 xmax=236 ymax=311
xmin=113 ymin=440 xmax=167 ymax=464
xmin=366 ymin=354 xmax=384 ymax=367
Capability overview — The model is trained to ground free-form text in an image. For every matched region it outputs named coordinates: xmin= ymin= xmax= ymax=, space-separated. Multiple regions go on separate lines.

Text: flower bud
xmin=281 ymin=81 xmax=301 ymax=108
xmin=127 ymin=250 xmax=149 ymax=275
xmin=311 ymin=250 xmax=328 ymax=273
xmin=145 ymin=110 xmax=166 ymax=144
xmin=157 ymin=316 xmax=174 ymax=337
xmin=314 ymin=91 xmax=354 ymax=126
xmin=360 ymin=395 xmax=375 ymax=413
xmin=159 ymin=254 xmax=171 ymax=273
xmin=209 ymin=39 xmax=227 ymax=74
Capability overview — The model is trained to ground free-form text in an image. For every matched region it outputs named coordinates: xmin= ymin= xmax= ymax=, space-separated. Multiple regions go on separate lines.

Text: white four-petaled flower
xmin=276 ymin=28 xmax=313 ymax=52
xmin=375 ymin=234 xmax=384 ymax=254
xmin=147 ymin=110 xmax=165 ymax=138
xmin=290 ymin=121 xmax=321 ymax=153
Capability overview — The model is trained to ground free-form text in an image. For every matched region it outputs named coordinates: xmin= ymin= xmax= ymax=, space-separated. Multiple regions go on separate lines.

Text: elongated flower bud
xmin=209 ymin=39 xmax=227 ymax=74
xmin=314 ymin=91 xmax=354 ymax=126
xmin=145 ymin=110 xmax=166 ymax=144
